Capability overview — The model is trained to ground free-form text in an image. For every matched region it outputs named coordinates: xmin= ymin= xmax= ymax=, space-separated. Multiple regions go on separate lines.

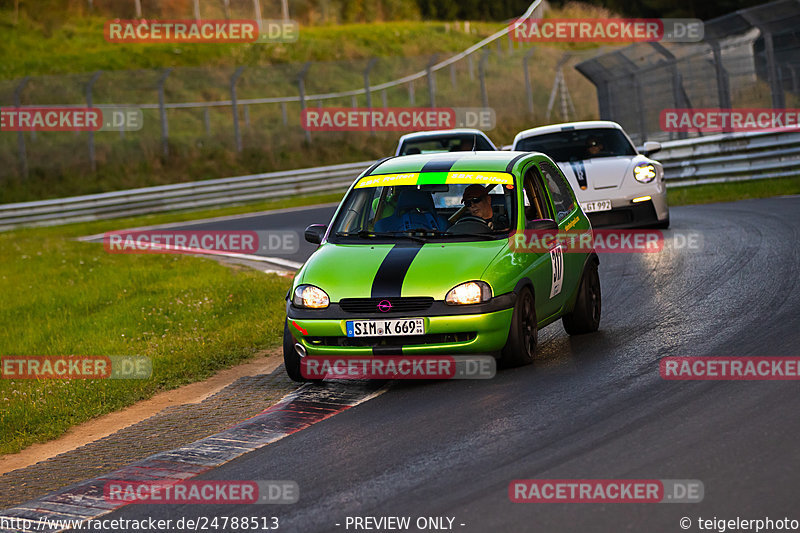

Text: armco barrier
xmin=1 ymin=130 xmax=798 ymax=230
xmin=659 ymin=129 xmax=800 ymax=187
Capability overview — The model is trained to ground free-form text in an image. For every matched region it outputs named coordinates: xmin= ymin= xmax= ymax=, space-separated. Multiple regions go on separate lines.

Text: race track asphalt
xmin=77 ymin=196 xmax=800 ymax=533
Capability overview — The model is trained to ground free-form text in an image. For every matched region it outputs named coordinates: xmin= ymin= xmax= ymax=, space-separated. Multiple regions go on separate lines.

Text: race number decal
xmin=549 ymin=245 xmax=564 ymax=299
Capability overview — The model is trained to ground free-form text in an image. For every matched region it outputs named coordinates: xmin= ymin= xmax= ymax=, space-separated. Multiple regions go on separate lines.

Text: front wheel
xmin=499 ymin=287 xmax=537 ymax=368
xmin=283 ymin=321 xmax=310 ymax=382
xmin=562 ymin=261 xmax=601 ymax=335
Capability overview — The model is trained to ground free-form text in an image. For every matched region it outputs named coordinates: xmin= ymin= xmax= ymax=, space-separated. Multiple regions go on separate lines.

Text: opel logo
xmin=377 ymin=300 xmax=393 ymax=312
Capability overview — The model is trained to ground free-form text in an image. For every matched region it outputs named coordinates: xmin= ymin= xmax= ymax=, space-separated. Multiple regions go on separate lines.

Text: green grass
xmin=0 ymin=226 xmax=292 ymax=456
xmin=0 ymin=15 xmax=503 ymax=79
xmin=667 ymin=176 xmax=800 ymax=206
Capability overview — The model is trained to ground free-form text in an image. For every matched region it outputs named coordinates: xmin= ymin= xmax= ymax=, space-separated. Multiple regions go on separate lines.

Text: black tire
xmin=562 ymin=260 xmax=601 ymax=335
xmin=499 ymin=287 xmax=537 ymax=368
xmin=283 ymin=321 xmax=309 ymax=382
xmin=653 ymin=215 xmax=670 ymax=229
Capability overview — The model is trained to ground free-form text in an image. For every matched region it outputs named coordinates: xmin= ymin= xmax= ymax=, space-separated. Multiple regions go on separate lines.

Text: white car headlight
xmin=445 ymin=281 xmax=492 ymax=305
xmin=633 ymin=162 xmax=657 ymax=183
xmin=292 ymin=285 xmax=329 ymax=309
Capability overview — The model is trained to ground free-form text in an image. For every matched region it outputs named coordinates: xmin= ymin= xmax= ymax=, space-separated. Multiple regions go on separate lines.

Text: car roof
xmin=397 ymin=128 xmax=492 ymax=142
xmin=367 ymin=150 xmax=543 ymax=176
xmin=513 ymin=120 xmax=624 ymax=144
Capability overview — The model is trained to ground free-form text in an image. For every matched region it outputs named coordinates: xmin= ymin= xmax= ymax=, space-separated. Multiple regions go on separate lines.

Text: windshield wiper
xmin=335 ymin=231 xmax=428 ymax=243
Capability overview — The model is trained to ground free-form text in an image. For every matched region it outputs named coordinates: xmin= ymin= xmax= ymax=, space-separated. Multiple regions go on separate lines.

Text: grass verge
xmin=667 ymin=176 xmax=800 ymax=206
xmin=0 ymin=224 xmax=292 ymax=456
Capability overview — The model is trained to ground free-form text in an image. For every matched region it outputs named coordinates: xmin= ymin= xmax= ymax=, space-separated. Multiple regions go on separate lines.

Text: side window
xmin=539 ymin=162 xmax=575 ymax=222
xmin=522 ymin=167 xmax=551 ymax=221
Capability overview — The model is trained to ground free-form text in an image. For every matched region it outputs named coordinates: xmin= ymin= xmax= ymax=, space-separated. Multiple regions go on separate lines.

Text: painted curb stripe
xmin=0 ymin=380 xmax=385 ymax=533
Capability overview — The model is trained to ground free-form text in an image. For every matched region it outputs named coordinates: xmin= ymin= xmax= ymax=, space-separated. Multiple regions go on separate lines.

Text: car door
xmin=513 ymin=163 xmax=565 ymax=321
xmin=538 ymin=160 xmax=580 ymax=314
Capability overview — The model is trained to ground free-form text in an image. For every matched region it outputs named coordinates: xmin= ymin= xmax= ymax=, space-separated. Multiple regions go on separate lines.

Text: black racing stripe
xmin=371 ymin=243 xmax=424 ymax=298
xmin=421 ymin=157 xmax=460 ymax=172
xmin=570 ymin=160 xmax=588 ymax=189
xmin=505 ymin=153 xmax=528 ymax=173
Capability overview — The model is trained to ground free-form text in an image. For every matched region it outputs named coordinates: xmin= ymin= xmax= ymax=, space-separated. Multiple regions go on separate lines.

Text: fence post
xmin=450 ymin=63 xmax=456 ymax=89
xmin=740 ymin=14 xmax=785 ymax=109
xmin=13 ymin=77 xmax=29 ymax=179
xmin=252 ymin=0 xmax=263 ymax=32
xmin=230 ymin=66 xmax=245 ymax=152
xmin=363 ymin=57 xmax=377 ymax=135
xmin=523 ymin=47 xmax=535 ymax=115
xmin=204 ymin=108 xmax=211 ymax=135
xmin=86 ymin=70 xmax=103 ymax=172
xmin=427 ymin=54 xmax=439 ymax=108
xmin=192 ymin=0 xmax=200 ymax=20
xmin=134 ymin=0 xmax=141 ymax=17
xmin=408 ymin=81 xmax=415 ymax=105
xmin=156 ymin=69 xmax=172 ymax=157
xmin=468 ymin=54 xmax=474 ymax=81
xmin=281 ymin=102 xmax=288 ymax=125
xmin=296 ymin=62 xmax=311 ymax=143
xmin=479 ymin=49 xmax=490 ymax=109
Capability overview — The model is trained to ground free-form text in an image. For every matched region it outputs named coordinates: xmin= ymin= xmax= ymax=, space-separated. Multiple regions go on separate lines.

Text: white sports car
xmin=512 ymin=121 xmax=669 ymax=228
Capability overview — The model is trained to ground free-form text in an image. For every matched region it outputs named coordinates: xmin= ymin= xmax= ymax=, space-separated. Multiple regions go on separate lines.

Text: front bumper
xmin=286 ymin=297 xmax=515 ymax=356
xmin=587 ymin=196 xmax=669 ymax=229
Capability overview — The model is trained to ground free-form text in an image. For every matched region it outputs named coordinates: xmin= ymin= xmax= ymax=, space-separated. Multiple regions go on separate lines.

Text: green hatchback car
xmin=284 ymin=151 xmax=600 ymax=381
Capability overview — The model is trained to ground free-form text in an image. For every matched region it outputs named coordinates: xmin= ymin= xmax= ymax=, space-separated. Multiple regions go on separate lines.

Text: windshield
xmin=329 ymin=172 xmax=517 ymax=243
xmin=515 ymin=127 xmax=636 ymax=162
xmin=399 ymin=134 xmax=495 ymax=155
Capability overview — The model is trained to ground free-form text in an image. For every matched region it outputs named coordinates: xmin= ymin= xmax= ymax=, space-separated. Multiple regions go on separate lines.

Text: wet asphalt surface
xmin=78 ymin=196 xmax=799 ymax=532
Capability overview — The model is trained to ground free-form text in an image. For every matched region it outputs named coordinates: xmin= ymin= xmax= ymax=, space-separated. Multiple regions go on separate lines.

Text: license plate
xmin=581 ymin=200 xmax=612 ymax=213
xmin=346 ymin=318 xmax=425 ymax=337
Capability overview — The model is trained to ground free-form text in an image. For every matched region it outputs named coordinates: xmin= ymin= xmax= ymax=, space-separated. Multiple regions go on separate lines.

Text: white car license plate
xmin=346 ymin=318 xmax=425 ymax=337
xmin=581 ymin=200 xmax=612 ymax=213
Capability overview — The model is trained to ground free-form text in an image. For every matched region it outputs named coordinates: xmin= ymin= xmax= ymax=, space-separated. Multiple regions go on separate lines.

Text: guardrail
xmin=658 ymin=129 xmax=800 ymax=187
xmin=0 ymin=160 xmax=372 ymax=230
xmin=1 ymin=129 xmax=798 ymax=230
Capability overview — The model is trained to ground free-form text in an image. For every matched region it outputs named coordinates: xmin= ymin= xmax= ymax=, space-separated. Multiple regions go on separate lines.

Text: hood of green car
xmin=296 ymin=240 xmax=508 ymax=301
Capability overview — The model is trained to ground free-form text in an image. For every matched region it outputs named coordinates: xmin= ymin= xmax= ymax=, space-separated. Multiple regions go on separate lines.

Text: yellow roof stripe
xmin=355 ymin=173 xmax=419 ymax=188
xmin=445 ymin=171 xmax=513 ymax=185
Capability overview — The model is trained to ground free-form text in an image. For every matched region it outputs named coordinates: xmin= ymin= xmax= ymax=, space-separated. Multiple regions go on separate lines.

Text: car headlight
xmin=633 ymin=162 xmax=657 ymax=183
xmin=292 ymin=285 xmax=329 ymax=309
xmin=445 ymin=281 xmax=492 ymax=305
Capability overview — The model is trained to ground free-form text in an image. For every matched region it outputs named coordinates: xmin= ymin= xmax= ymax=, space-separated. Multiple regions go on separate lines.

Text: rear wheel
xmin=499 ymin=287 xmax=537 ymax=368
xmin=283 ymin=322 xmax=309 ymax=382
xmin=562 ymin=261 xmax=601 ymax=335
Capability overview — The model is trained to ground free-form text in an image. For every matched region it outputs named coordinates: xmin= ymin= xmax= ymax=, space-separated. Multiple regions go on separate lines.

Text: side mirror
xmin=304 ymin=224 xmax=327 ymax=244
xmin=641 ymin=141 xmax=661 ymax=156
xmin=526 ymin=218 xmax=558 ymax=231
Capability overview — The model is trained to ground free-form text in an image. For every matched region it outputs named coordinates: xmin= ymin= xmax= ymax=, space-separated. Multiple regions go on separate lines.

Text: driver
xmin=586 ymin=136 xmax=603 ymax=157
xmin=461 ymin=184 xmax=507 ymax=231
